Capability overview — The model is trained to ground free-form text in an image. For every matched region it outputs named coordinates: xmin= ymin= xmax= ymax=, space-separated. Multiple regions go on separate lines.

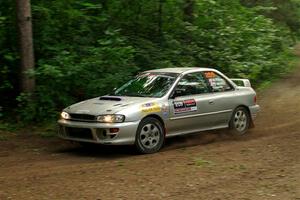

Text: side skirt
xmin=165 ymin=125 xmax=229 ymax=138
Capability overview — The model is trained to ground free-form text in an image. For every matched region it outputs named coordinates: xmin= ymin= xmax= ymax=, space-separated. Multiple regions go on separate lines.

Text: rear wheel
xmin=135 ymin=117 xmax=165 ymax=154
xmin=229 ymin=107 xmax=251 ymax=135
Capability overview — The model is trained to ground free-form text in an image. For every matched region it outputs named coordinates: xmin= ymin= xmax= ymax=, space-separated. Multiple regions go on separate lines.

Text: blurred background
xmin=0 ymin=0 xmax=300 ymax=124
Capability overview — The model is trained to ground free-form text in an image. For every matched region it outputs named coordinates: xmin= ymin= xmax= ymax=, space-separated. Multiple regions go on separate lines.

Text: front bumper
xmin=249 ymin=104 xmax=260 ymax=120
xmin=57 ymin=119 xmax=140 ymax=145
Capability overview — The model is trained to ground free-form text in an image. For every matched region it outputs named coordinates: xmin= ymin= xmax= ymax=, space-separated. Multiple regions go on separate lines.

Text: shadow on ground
xmin=52 ymin=129 xmax=257 ymax=158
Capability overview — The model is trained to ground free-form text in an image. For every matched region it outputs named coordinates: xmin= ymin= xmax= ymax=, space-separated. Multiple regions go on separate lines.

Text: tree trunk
xmin=16 ymin=0 xmax=35 ymax=93
xmin=184 ymin=0 xmax=195 ymax=23
xmin=158 ymin=0 xmax=163 ymax=39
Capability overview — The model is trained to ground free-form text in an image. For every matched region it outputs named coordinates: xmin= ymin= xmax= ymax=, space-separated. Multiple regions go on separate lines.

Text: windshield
xmin=113 ymin=72 xmax=178 ymax=98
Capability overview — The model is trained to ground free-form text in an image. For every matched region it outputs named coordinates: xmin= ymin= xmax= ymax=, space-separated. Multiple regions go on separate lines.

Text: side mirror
xmin=171 ymin=88 xmax=185 ymax=99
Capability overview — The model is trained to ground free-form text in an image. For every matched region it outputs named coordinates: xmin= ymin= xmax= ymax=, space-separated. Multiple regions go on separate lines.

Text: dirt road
xmin=0 ymin=50 xmax=300 ymax=200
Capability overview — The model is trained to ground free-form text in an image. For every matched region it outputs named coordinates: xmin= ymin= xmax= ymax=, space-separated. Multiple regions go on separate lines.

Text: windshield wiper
xmin=133 ymin=94 xmax=148 ymax=97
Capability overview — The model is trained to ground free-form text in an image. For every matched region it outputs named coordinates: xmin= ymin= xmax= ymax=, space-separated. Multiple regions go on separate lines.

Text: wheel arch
xmin=232 ymin=105 xmax=254 ymax=128
xmin=141 ymin=114 xmax=166 ymax=134
xmin=135 ymin=114 xmax=166 ymax=154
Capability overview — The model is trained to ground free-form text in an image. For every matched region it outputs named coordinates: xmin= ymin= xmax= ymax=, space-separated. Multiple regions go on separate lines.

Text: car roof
xmin=145 ymin=67 xmax=216 ymax=74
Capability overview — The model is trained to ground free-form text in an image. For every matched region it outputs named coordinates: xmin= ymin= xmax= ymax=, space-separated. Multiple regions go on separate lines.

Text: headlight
xmin=96 ymin=114 xmax=125 ymax=123
xmin=61 ymin=111 xmax=70 ymax=119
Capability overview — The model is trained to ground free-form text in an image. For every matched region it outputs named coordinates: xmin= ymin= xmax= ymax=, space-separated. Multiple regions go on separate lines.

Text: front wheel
xmin=135 ymin=117 xmax=165 ymax=154
xmin=229 ymin=107 xmax=251 ymax=135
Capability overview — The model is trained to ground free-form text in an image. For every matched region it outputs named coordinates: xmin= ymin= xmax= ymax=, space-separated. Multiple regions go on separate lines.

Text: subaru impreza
xmin=58 ymin=68 xmax=260 ymax=153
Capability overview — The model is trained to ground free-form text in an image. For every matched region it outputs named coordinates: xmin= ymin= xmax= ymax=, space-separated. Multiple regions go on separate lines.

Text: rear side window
xmin=176 ymin=72 xmax=210 ymax=96
xmin=203 ymin=71 xmax=233 ymax=92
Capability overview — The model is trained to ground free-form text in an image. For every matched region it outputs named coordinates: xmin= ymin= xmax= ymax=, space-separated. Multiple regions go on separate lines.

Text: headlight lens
xmin=61 ymin=111 xmax=70 ymax=119
xmin=96 ymin=114 xmax=125 ymax=123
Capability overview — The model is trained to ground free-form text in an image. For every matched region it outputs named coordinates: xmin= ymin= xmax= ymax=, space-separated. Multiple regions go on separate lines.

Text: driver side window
xmin=175 ymin=72 xmax=210 ymax=96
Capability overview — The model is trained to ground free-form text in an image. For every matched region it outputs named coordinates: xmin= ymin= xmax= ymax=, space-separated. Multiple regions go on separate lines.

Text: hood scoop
xmin=99 ymin=96 xmax=122 ymax=101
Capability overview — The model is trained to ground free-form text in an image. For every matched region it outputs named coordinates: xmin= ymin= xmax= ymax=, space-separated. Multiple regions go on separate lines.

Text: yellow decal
xmin=141 ymin=102 xmax=161 ymax=113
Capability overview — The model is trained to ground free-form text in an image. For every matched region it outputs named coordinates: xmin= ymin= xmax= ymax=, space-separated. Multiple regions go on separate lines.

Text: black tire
xmin=135 ymin=117 xmax=165 ymax=154
xmin=229 ymin=106 xmax=251 ymax=135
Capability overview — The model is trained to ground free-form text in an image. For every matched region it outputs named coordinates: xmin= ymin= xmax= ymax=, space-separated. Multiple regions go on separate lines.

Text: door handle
xmin=208 ymin=100 xmax=214 ymax=105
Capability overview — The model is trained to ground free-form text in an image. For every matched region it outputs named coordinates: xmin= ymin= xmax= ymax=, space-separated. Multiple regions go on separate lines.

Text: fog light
xmin=109 ymin=128 xmax=119 ymax=133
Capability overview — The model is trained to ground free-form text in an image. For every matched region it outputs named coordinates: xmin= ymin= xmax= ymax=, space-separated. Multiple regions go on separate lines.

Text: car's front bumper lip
xmin=57 ymin=119 xmax=140 ymax=145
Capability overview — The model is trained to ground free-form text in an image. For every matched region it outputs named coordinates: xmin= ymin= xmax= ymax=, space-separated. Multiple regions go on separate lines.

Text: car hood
xmin=64 ymin=96 xmax=157 ymax=115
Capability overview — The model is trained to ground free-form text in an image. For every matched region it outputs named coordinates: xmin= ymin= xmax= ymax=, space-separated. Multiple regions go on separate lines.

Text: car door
xmin=166 ymin=72 xmax=217 ymax=136
xmin=201 ymin=70 xmax=236 ymax=127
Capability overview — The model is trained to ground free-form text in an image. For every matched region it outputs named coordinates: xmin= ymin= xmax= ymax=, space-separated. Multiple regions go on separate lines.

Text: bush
xmin=0 ymin=0 xmax=296 ymax=123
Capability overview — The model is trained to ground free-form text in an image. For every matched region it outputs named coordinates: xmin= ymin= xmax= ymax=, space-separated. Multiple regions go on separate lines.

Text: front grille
xmin=65 ymin=127 xmax=94 ymax=140
xmin=69 ymin=113 xmax=96 ymax=121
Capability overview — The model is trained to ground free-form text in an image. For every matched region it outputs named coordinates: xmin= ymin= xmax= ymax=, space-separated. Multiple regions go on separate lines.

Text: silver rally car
xmin=58 ymin=68 xmax=260 ymax=153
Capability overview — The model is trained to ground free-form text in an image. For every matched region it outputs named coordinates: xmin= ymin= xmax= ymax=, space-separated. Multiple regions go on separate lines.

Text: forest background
xmin=0 ymin=0 xmax=300 ymax=125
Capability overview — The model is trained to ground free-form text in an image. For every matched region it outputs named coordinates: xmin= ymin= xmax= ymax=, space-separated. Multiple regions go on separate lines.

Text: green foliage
xmin=0 ymin=1 xmax=19 ymax=111
xmin=241 ymin=0 xmax=300 ymax=37
xmin=0 ymin=0 xmax=298 ymax=123
xmin=0 ymin=121 xmax=18 ymax=132
xmin=15 ymin=1 xmax=138 ymax=121
xmin=184 ymin=0 xmax=294 ymax=84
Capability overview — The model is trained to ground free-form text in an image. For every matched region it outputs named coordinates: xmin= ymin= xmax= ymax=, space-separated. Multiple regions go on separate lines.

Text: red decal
xmin=183 ymin=99 xmax=196 ymax=107
xmin=184 ymin=99 xmax=195 ymax=104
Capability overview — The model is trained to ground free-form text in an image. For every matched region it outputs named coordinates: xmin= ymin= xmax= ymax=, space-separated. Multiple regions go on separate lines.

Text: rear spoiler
xmin=231 ymin=79 xmax=252 ymax=87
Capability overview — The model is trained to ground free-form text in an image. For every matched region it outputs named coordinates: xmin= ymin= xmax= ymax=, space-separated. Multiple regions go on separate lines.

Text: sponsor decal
xmin=204 ymin=71 xmax=216 ymax=79
xmin=174 ymin=101 xmax=185 ymax=109
xmin=173 ymin=99 xmax=197 ymax=114
xmin=161 ymin=103 xmax=169 ymax=118
xmin=183 ymin=99 xmax=196 ymax=107
xmin=141 ymin=102 xmax=161 ymax=113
